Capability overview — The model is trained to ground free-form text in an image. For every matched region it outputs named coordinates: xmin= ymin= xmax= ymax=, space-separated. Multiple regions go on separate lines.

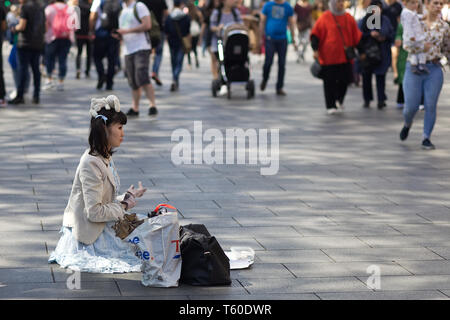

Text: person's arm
xmin=117 ymin=15 xmax=151 ymax=35
xmin=259 ymin=12 xmax=266 ymax=39
xmin=289 ymin=14 xmax=298 ymax=49
xmin=80 ymin=160 xmax=126 ymax=222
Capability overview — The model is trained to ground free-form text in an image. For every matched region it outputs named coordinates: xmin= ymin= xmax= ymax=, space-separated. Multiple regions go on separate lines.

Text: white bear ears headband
xmin=89 ymin=95 xmax=121 ymax=118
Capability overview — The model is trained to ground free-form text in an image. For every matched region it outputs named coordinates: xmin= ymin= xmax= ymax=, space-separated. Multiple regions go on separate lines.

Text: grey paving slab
xmin=317 ymin=290 xmax=450 ymax=300
xmin=189 ymin=293 xmax=320 ymax=300
xmin=355 ymin=275 xmax=450 ymax=291
xmin=283 ymin=262 xmax=411 ymax=278
xmin=396 ymin=260 xmax=450 ymax=276
xmin=322 ymin=248 xmax=444 ymax=262
xmin=254 ymin=250 xmax=333 ymax=263
xmin=116 ymin=279 xmax=248 ymax=297
xmin=0 ymin=281 xmax=121 ymax=299
xmin=255 ymin=236 xmax=369 ymax=250
xmin=0 ymin=267 xmax=54 ymax=283
xmin=239 ymin=277 xmax=369 ymax=294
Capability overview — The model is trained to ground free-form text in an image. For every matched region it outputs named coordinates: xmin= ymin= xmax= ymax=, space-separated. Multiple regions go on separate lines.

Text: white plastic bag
xmin=125 ymin=211 xmax=181 ymax=287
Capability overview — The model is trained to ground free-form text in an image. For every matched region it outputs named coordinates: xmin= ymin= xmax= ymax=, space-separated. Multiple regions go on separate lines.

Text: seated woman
xmin=49 ymin=95 xmax=147 ymax=273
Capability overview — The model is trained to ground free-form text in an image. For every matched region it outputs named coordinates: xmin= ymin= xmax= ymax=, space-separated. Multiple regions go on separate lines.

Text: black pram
xmin=211 ymin=24 xmax=255 ymax=99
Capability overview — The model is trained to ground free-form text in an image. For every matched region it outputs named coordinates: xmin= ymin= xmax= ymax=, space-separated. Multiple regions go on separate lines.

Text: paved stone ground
xmin=0 ymin=43 xmax=450 ymax=300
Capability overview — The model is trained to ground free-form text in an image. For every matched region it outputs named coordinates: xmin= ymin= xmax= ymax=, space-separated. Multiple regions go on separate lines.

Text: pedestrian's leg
xmin=106 ymin=38 xmax=119 ymax=89
xmin=174 ymin=48 xmax=185 ymax=86
xmin=276 ymin=39 xmax=287 ymax=91
xmin=0 ymin=41 xmax=5 ymax=101
xmin=131 ymin=88 xmax=141 ymax=111
xmin=322 ymin=67 xmax=337 ymax=110
xmin=361 ymin=70 xmax=373 ymax=106
xmin=16 ymin=48 xmax=28 ymax=98
xmin=375 ymin=73 xmax=387 ymax=107
xmin=192 ymin=36 xmax=199 ymax=67
xmin=142 ymin=83 xmax=156 ymax=107
xmin=402 ymin=63 xmax=423 ymax=128
xmin=422 ymin=64 xmax=443 ymax=139
xmin=76 ymin=38 xmax=83 ymax=77
xmin=46 ymin=41 xmax=57 ymax=83
xmin=262 ymin=38 xmax=275 ymax=84
xmin=29 ymin=50 xmax=42 ymax=101
xmin=94 ymin=38 xmax=105 ymax=84
xmin=58 ymin=39 xmax=72 ymax=83
xmin=86 ymin=39 xmax=92 ymax=76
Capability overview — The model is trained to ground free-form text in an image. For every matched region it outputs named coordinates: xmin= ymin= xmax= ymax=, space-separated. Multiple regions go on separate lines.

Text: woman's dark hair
xmin=88 ymin=108 xmax=127 ymax=159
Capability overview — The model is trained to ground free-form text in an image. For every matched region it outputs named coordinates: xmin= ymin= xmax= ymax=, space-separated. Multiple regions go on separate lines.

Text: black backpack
xmin=179 ymin=224 xmax=231 ymax=286
xmin=100 ymin=0 xmax=122 ymax=31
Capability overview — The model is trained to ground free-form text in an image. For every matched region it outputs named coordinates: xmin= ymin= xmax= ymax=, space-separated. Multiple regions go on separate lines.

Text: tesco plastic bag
xmin=125 ymin=208 xmax=181 ymax=287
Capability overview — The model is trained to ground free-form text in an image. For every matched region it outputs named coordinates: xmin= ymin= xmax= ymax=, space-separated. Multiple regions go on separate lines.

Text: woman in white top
xmin=49 ymin=95 xmax=148 ymax=273
xmin=399 ymin=0 xmax=450 ymax=150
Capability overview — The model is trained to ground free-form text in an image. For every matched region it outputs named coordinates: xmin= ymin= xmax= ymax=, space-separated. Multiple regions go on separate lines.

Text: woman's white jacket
xmin=62 ymin=149 xmax=126 ymax=245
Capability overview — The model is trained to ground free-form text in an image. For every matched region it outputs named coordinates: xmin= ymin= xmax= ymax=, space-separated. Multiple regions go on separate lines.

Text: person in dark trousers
xmin=8 ymin=0 xmax=46 ymax=105
xmin=89 ymin=0 xmax=122 ymax=91
xmin=164 ymin=0 xmax=191 ymax=92
xmin=310 ymin=0 xmax=361 ymax=114
xmin=76 ymin=0 xmax=93 ymax=79
xmin=140 ymin=0 xmax=169 ymax=86
xmin=0 ymin=5 xmax=6 ymax=107
xmin=259 ymin=0 xmax=298 ymax=96
xmin=358 ymin=0 xmax=394 ymax=109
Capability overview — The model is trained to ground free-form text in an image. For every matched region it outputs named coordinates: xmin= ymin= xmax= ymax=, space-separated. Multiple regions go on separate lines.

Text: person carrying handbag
xmin=164 ymin=0 xmax=191 ymax=92
xmin=310 ymin=0 xmax=362 ymax=114
xmin=357 ymin=0 xmax=394 ymax=109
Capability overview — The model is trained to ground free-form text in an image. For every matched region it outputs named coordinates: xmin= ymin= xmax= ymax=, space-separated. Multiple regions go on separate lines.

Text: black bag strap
xmin=331 ymin=13 xmax=348 ymax=49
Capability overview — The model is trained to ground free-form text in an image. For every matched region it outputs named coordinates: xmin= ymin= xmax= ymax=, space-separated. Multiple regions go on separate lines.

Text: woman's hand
xmin=127 ymin=181 xmax=147 ymax=198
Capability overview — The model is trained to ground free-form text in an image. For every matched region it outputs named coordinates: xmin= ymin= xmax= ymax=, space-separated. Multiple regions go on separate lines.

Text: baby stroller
xmin=211 ymin=23 xmax=255 ymax=99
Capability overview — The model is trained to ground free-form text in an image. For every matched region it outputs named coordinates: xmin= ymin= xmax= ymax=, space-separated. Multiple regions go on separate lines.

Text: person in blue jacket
xmin=358 ymin=0 xmax=394 ymax=109
xmin=164 ymin=0 xmax=191 ymax=92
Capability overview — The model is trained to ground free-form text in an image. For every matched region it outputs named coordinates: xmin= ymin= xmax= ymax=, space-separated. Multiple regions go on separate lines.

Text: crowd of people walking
xmin=0 ymin=0 xmax=449 ymax=149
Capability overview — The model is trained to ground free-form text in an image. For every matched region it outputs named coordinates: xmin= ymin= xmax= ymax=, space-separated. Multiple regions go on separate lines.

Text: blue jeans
xmin=169 ymin=45 xmax=184 ymax=84
xmin=17 ymin=47 xmax=41 ymax=99
xmin=403 ymin=62 xmax=444 ymax=139
xmin=263 ymin=37 xmax=287 ymax=90
xmin=152 ymin=33 xmax=165 ymax=75
xmin=46 ymin=39 xmax=72 ymax=80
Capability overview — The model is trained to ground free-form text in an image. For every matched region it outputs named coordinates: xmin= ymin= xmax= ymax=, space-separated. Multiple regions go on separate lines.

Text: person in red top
xmin=310 ymin=0 xmax=362 ymax=114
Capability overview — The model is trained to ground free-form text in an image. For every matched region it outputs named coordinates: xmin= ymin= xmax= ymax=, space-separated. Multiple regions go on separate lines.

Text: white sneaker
xmin=43 ymin=80 xmax=54 ymax=91
xmin=336 ymin=102 xmax=345 ymax=110
xmin=419 ymin=105 xmax=425 ymax=111
xmin=327 ymin=108 xmax=338 ymax=115
xmin=219 ymin=85 xmax=228 ymax=96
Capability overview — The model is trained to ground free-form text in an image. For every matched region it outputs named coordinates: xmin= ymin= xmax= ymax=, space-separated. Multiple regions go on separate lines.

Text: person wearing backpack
xmin=115 ymin=0 xmax=158 ymax=117
xmin=8 ymin=0 xmax=46 ymax=105
xmin=164 ymin=0 xmax=191 ymax=92
xmin=140 ymin=0 xmax=168 ymax=86
xmin=44 ymin=0 xmax=76 ymax=92
xmin=90 ymin=0 xmax=122 ymax=90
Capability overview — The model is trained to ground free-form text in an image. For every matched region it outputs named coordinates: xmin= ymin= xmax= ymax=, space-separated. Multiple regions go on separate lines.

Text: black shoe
xmin=378 ymin=101 xmax=387 ymax=109
xmin=32 ymin=97 xmax=39 ymax=104
xmin=276 ymin=89 xmax=286 ymax=96
xmin=126 ymin=108 xmax=139 ymax=117
xmin=8 ymin=96 xmax=25 ymax=105
xmin=148 ymin=106 xmax=158 ymax=116
xmin=96 ymin=76 xmax=105 ymax=90
xmin=152 ymin=73 xmax=163 ymax=86
xmin=170 ymin=83 xmax=178 ymax=92
xmin=422 ymin=138 xmax=435 ymax=150
xmin=106 ymin=85 xmax=113 ymax=91
xmin=260 ymin=79 xmax=267 ymax=91
xmin=399 ymin=126 xmax=410 ymax=141
xmin=363 ymin=101 xmax=370 ymax=108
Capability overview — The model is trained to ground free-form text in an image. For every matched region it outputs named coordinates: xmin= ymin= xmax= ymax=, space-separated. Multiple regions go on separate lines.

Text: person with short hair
xmin=115 ymin=0 xmax=158 ymax=117
xmin=259 ymin=0 xmax=298 ymax=96
xmin=48 ymin=95 xmax=148 ymax=273
xmin=8 ymin=0 xmax=46 ymax=105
